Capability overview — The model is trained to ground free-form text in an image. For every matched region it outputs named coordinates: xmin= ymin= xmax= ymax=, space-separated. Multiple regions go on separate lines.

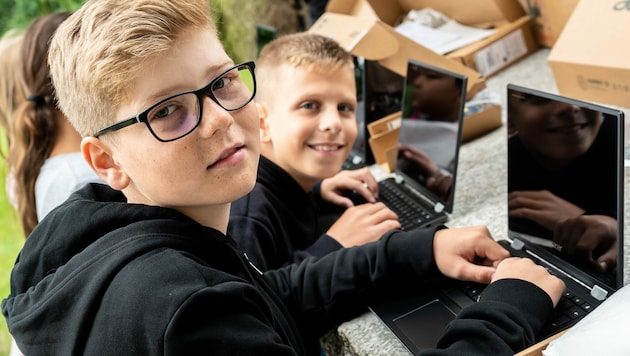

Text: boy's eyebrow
xmin=142 ymin=60 xmax=235 ymax=106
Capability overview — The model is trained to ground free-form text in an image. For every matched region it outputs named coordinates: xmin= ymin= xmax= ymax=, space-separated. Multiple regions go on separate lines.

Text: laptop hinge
xmin=591 ymin=285 xmax=608 ymax=301
xmin=510 ymin=238 xmax=525 ymax=251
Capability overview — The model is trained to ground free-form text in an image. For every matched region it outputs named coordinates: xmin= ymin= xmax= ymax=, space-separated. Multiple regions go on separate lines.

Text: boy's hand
xmin=553 ymin=214 xmax=618 ymax=273
xmin=508 ymin=190 xmax=585 ymax=231
xmin=327 ymin=203 xmax=400 ymax=247
xmin=320 ymin=167 xmax=378 ymax=208
xmin=491 ymin=257 xmax=565 ymax=307
xmin=432 ymin=226 xmax=509 ymax=284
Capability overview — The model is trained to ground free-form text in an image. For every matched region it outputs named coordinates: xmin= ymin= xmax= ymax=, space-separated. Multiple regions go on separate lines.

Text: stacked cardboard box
xmin=549 ymin=0 xmax=630 ymax=108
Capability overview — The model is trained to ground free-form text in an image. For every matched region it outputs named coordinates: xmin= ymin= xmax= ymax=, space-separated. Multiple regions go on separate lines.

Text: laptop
xmin=368 ymin=84 xmax=625 ymax=354
xmin=346 ymin=58 xmax=467 ymax=230
xmin=344 ymin=58 xmax=405 ymax=170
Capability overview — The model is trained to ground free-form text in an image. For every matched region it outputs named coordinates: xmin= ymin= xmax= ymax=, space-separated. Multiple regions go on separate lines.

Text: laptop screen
xmin=395 ymin=59 xmax=467 ymax=212
xmin=348 ymin=58 xmax=405 ymax=168
xmin=507 ymin=84 xmax=624 ymax=292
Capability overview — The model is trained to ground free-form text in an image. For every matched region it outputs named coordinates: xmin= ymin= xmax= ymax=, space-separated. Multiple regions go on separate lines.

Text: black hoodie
xmin=3 ymin=183 xmax=553 ymax=355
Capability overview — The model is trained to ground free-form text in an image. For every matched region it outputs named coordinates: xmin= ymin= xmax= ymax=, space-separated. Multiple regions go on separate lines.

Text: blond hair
xmin=48 ymin=0 xmax=216 ymax=137
xmin=255 ymin=33 xmax=354 ymax=105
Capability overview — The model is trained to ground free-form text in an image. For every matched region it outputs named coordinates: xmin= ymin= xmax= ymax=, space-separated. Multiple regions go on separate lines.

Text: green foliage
xmin=210 ymin=0 xmax=258 ymax=63
xmin=0 ymin=0 xmax=258 ymax=65
xmin=0 ymin=129 xmax=24 ymax=356
xmin=0 ymin=0 xmax=85 ymax=35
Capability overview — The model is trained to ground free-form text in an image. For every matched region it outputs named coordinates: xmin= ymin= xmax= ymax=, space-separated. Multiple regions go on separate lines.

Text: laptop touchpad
xmin=392 ymin=299 xmax=456 ymax=351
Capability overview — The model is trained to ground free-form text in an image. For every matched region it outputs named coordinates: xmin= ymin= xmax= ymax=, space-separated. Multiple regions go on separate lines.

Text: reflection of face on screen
xmin=396 ymin=62 xmax=465 ymax=205
xmin=403 ymin=67 xmax=463 ymax=123
xmin=508 ymin=92 xmax=603 ymax=170
xmin=507 ymin=89 xmax=619 ymax=285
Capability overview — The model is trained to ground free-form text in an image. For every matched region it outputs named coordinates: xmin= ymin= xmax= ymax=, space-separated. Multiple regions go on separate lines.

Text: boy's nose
xmin=553 ymin=102 xmax=581 ymax=118
xmin=319 ymin=108 xmax=343 ymax=132
xmin=199 ymin=97 xmax=234 ymax=137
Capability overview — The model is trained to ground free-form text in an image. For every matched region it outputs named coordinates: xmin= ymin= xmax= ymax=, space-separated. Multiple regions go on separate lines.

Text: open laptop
xmin=344 ymin=58 xmax=405 ymax=170
xmin=347 ymin=58 xmax=467 ymax=230
xmin=369 ymin=84 xmax=624 ymax=354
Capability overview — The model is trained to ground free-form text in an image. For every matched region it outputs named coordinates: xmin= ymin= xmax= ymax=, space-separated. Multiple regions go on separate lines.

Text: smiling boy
xmin=2 ymin=1 xmax=565 ymax=355
xmin=229 ymin=33 xmax=401 ymax=270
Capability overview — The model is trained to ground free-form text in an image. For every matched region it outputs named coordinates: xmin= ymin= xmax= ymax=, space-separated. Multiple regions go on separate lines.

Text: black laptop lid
xmin=395 ymin=59 xmax=467 ymax=213
xmin=349 ymin=59 xmax=405 ymax=167
xmin=506 ymin=84 xmax=624 ymax=292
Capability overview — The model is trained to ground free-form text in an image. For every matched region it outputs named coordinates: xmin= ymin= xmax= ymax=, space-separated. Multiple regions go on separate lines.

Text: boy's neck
xmin=260 ymin=153 xmax=318 ymax=193
xmin=123 ymin=189 xmax=232 ymax=234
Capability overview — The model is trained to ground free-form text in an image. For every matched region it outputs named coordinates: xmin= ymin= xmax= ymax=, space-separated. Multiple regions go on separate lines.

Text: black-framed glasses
xmin=93 ymin=61 xmax=256 ymax=142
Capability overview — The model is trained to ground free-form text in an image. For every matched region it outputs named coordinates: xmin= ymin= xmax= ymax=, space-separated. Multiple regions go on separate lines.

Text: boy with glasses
xmin=2 ymin=0 xmax=564 ymax=355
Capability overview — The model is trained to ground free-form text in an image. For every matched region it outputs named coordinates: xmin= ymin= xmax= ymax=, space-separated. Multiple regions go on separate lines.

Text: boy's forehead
xmin=115 ymin=28 xmax=229 ymax=120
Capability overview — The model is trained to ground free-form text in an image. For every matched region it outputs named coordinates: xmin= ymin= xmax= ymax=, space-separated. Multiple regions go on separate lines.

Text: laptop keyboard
xmin=378 ymin=179 xmax=434 ymax=230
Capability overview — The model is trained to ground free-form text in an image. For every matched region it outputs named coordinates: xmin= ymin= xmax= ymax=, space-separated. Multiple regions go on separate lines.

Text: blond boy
xmin=2 ymin=1 xmax=563 ymax=355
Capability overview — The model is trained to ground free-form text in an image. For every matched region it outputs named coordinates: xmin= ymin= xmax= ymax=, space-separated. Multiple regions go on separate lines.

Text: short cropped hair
xmin=48 ymin=0 xmax=216 ymax=137
xmin=255 ymin=33 xmax=354 ymax=105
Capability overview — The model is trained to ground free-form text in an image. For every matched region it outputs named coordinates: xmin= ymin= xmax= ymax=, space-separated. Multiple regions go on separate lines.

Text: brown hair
xmin=7 ymin=12 xmax=71 ymax=236
xmin=0 ymin=30 xmax=26 ymax=152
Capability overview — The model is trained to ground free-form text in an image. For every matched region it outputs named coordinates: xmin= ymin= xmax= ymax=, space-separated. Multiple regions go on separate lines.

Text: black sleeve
xmin=420 ymin=279 xmax=554 ymax=355
xmin=163 ymin=282 xmax=300 ymax=356
xmin=263 ymin=228 xmax=441 ymax=336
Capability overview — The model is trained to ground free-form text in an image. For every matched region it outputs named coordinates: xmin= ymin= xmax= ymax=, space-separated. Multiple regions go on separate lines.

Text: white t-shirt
xmin=34 ymin=152 xmax=103 ymax=221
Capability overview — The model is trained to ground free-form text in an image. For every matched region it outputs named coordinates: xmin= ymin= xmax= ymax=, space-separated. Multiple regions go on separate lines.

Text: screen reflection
xmin=507 ymin=87 xmax=620 ymax=289
xmin=397 ymin=60 xmax=466 ymax=206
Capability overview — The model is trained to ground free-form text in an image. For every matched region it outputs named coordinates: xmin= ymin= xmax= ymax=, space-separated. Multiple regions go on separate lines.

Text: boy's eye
xmin=301 ymin=102 xmax=318 ymax=110
xmin=151 ymin=104 xmax=177 ymax=121
xmin=338 ymin=104 xmax=354 ymax=113
xmin=212 ymin=77 xmax=228 ymax=91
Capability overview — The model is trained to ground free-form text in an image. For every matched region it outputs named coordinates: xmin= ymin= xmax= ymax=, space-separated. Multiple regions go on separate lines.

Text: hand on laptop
xmin=491 ymin=257 xmax=566 ymax=307
xmin=320 ymin=167 xmax=379 ymax=208
xmin=432 ymin=225 xmax=509 ymax=284
xmin=326 ymin=202 xmax=400 ymax=247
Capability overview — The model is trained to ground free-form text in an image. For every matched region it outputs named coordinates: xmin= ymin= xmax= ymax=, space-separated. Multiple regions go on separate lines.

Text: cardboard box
xmin=514 ymin=330 xmax=569 ymax=356
xmin=308 ymin=12 xmax=487 ymax=99
xmin=319 ymin=0 xmax=536 ymax=83
xmin=363 ymin=0 xmax=525 ymax=28
xmin=548 ymin=0 xmax=630 ymax=108
xmin=461 ymin=104 xmax=502 ymax=143
xmin=517 ymin=0 xmax=579 ymax=47
xmin=446 ymin=16 xmax=538 ymax=78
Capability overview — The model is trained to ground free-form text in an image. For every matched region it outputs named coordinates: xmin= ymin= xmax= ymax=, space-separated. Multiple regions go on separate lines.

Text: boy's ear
xmin=257 ymin=103 xmax=272 ymax=143
xmin=81 ymin=137 xmax=131 ymax=191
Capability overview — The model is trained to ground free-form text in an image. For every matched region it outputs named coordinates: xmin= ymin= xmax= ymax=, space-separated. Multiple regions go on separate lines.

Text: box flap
xmin=310 ymin=12 xmax=399 ymax=60
xmin=311 ymin=11 xmax=487 ymax=98
xmin=370 ymin=0 xmax=525 ymax=26
xmin=326 ymin=0 xmax=379 ymax=19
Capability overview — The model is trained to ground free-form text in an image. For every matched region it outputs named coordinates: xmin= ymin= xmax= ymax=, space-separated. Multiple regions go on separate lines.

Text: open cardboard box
xmin=548 ymin=0 xmax=630 ymax=108
xmin=320 ymin=0 xmax=538 ymax=79
xmin=308 ymin=9 xmax=486 ymax=99
xmin=446 ymin=15 xmax=538 ymax=78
